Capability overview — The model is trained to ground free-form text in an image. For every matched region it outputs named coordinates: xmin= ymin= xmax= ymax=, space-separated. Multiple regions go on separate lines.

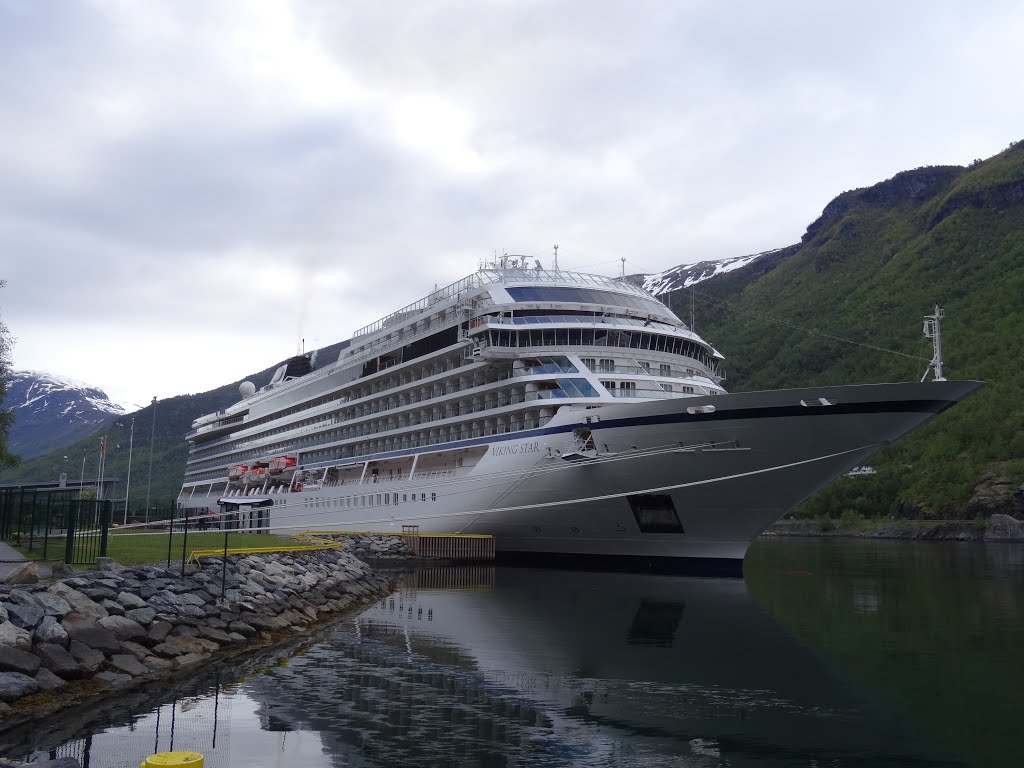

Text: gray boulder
xmin=198 ymin=626 xmax=232 ymax=644
xmin=0 ymin=621 xmax=31 ymax=649
xmin=98 ymin=615 xmax=147 ymax=641
xmin=4 ymin=602 xmax=43 ymax=630
xmin=34 ymin=667 xmax=67 ymax=692
xmin=117 ymin=591 xmax=148 ymax=609
xmin=146 ymin=621 xmax=173 ymax=643
xmin=0 ymin=645 xmax=42 ymax=675
xmin=985 ymin=513 xmax=1024 ymax=542
xmin=2 ymin=562 xmax=40 ymax=585
xmin=107 ymin=653 xmax=149 ymax=677
xmin=0 ymin=670 xmax=38 ymax=701
xmin=94 ymin=670 xmax=132 ymax=686
xmin=124 ymin=607 xmax=156 ymax=626
xmin=100 ymin=599 xmax=125 ymax=616
xmin=33 ymin=591 xmax=73 ymax=617
xmin=118 ymin=640 xmax=151 ymax=660
xmin=173 ymin=652 xmax=209 ymax=669
xmin=35 ymin=615 xmax=70 ymax=646
xmin=62 ymin=618 xmax=121 ymax=654
xmin=49 ymin=583 xmax=109 ymax=621
xmin=50 ymin=562 xmax=74 ymax=579
xmin=36 ymin=643 xmax=86 ymax=679
xmin=68 ymin=640 xmax=105 ymax=673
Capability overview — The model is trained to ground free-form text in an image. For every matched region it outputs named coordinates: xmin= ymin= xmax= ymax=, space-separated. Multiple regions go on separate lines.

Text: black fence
xmin=0 ymin=488 xmax=113 ymax=565
xmin=0 ymin=490 xmax=276 ymax=572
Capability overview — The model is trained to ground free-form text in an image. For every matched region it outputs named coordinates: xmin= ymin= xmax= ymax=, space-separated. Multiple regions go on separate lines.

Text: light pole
xmin=80 ymin=453 xmax=87 ymax=491
xmin=123 ymin=417 xmax=135 ymax=525
xmin=145 ymin=396 xmax=157 ymax=523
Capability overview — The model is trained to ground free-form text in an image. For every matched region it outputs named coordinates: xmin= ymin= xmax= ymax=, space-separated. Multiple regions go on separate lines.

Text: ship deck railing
xmin=352 ymin=268 xmax=650 ymax=338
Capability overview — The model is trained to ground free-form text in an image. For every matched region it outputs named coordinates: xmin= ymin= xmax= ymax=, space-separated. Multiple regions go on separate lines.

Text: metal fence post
xmin=221 ymin=523 xmax=229 ymax=599
xmin=16 ymin=487 xmax=25 ymax=546
xmin=64 ymin=500 xmax=77 ymax=565
xmin=99 ymin=500 xmax=111 ymax=558
xmin=166 ymin=505 xmax=174 ymax=568
xmin=180 ymin=507 xmax=190 ymax=579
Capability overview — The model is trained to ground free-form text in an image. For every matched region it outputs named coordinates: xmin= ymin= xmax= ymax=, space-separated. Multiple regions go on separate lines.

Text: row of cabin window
xmin=485 ymin=328 xmax=714 ymax=367
xmin=600 ymin=380 xmax=696 ymax=395
xmin=305 ymin=492 xmax=438 ymax=508
xmin=191 ymin=353 xmax=471 ymax=463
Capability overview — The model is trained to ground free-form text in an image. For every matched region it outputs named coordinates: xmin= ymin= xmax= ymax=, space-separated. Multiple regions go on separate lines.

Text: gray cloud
xmin=2 ymin=0 xmax=1023 ymax=407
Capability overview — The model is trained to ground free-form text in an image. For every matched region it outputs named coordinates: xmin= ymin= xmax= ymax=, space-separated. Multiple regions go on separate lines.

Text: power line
xmin=683 ymin=287 xmax=931 ymax=362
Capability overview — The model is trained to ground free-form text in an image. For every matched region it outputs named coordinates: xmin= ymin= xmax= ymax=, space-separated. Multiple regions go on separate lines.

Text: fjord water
xmin=13 ymin=539 xmax=1024 ymax=767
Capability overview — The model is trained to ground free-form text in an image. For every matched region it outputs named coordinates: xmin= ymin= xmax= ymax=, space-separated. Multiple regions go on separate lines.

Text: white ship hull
xmin=189 ymin=379 xmax=980 ymax=574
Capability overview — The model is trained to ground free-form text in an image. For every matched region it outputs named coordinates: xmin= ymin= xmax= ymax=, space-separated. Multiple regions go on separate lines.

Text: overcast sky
xmin=2 ymin=0 xmax=1022 ymax=411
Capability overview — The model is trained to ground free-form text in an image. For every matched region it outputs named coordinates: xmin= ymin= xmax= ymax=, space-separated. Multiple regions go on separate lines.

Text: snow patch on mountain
xmin=17 ymin=370 xmax=126 ymax=417
xmin=4 ymin=370 xmax=125 ymax=460
xmin=642 ymin=248 xmax=785 ymax=296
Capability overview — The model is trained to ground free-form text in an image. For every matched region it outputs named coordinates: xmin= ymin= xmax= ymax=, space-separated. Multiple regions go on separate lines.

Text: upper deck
xmin=352 ymin=266 xmax=663 ymax=339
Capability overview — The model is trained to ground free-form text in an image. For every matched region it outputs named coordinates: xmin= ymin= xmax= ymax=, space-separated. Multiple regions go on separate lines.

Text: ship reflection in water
xmin=246 ymin=566 xmax=949 ymax=767
xmin=29 ymin=564 xmax=955 ymax=768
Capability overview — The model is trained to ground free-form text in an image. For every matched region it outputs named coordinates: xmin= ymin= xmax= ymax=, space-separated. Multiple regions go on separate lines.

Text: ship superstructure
xmin=179 ymin=258 xmax=981 ymax=572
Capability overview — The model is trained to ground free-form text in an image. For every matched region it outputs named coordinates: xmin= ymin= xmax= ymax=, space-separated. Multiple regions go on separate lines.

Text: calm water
xmin=5 ymin=539 xmax=1023 ymax=767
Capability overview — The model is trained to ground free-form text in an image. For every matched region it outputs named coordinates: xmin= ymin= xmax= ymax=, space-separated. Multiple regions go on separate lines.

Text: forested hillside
xmin=668 ymin=142 xmax=1024 ymax=518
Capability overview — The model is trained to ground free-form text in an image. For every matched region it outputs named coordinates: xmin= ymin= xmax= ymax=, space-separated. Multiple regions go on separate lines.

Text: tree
xmin=0 ymin=279 xmax=18 ymax=469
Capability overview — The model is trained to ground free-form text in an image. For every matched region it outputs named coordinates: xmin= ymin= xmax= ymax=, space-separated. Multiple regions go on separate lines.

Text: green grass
xmin=11 ymin=530 xmax=299 ymax=567
xmin=107 ymin=530 xmax=299 ymax=565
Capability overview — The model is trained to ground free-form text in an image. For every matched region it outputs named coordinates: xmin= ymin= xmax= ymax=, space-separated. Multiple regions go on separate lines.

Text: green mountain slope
xmin=668 ymin=141 xmax=1024 ymax=517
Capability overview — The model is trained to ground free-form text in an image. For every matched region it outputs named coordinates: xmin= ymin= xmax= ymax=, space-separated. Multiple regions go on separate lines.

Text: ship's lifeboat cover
xmin=269 ymin=456 xmax=297 ymax=475
xmin=228 ymin=465 xmax=248 ymax=481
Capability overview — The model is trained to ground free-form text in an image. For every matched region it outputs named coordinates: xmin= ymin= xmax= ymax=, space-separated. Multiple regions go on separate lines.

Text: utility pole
xmin=145 ymin=396 xmax=157 ymax=523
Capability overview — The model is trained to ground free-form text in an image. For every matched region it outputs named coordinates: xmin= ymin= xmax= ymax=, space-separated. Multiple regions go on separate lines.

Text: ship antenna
xmin=921 ymin=305 xmax=946 ymax=382
xmin=620 ymin=256 xmax=626 ymax=278
xmin=553 ymin=244 xmax=559 ymax=272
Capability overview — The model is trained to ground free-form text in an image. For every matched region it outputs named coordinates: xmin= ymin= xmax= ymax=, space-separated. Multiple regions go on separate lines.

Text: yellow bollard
xmin=140 ymin=752 xmax=204 ymax=768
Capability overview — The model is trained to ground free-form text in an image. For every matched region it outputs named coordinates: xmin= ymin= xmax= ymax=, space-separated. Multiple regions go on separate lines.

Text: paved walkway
xmin=0 ymin=540 xmax=53 ymax=580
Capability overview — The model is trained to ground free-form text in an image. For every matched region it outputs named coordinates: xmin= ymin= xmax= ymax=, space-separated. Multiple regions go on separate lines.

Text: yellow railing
xmin=187 ymin=532 xmax=341 ymax=564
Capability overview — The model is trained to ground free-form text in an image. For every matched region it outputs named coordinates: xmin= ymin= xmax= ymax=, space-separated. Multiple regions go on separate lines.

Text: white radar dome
xmin=239 ymin=381 xmax=256 ymax=398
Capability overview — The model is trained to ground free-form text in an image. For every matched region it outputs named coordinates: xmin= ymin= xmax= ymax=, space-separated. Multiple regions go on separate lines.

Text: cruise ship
xmin=178 ymin=257 xmax=981 ymax=573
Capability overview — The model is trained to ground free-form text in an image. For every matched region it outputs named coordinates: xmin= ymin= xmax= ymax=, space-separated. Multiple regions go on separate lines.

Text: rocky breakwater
xmin=336 ymin=533 xmax=414 ymax=560
xmin=0 ymin=548 xmax=391 ymax=723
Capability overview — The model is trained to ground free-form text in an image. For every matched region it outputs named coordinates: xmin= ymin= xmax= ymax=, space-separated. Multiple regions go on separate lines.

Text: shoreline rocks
xmin=762 ymin=514 xmax=1024 ymax=542
xmin=0 ymin=547 xmax=392 ymax=725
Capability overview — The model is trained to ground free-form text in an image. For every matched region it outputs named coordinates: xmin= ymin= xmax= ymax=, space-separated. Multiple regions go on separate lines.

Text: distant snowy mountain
xmin=4 ymin=370 xmax=125 ymax=460
xmin=641 ymin=248 xmax=788 ymax=296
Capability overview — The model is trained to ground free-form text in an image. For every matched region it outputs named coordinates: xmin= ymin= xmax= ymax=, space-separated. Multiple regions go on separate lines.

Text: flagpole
xmin=145 ymin=396 xmax=157 ymax=524
xmin=124 ymin=417 xmax=135 ymax=525
xmin=97 ymin=435 xmax=107 ymax=500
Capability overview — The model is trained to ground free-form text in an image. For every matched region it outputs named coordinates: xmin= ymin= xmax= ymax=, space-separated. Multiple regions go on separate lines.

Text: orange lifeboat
xmin=228 ymin=465 xmax=249 ymax=483
xmin=246 ymin=459 xmax=270 ymax=485
xmin=268 ymin=455 xmax=297 ymax=477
